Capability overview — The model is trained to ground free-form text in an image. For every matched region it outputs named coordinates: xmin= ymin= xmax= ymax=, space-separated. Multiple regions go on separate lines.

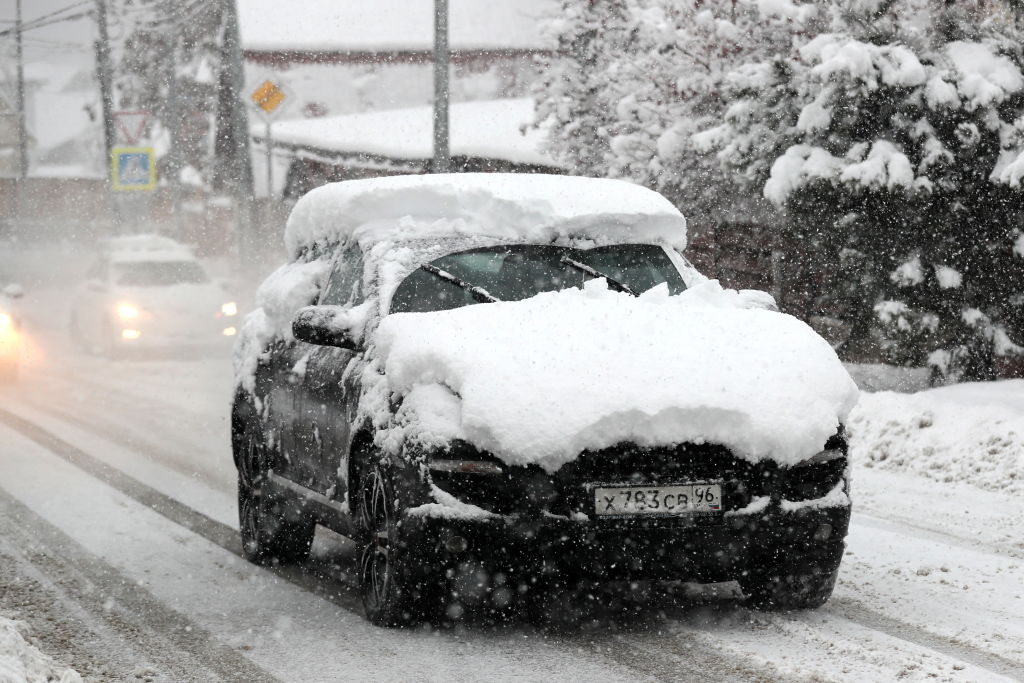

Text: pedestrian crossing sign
xmin=111 ymin=147 xmax=157 ymax=191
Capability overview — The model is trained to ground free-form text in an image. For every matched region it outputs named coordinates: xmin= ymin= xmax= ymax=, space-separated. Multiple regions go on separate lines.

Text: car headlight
xmin=221 ymin=301 xmax=238 ymax=317
xmin=116 ymin=302 xmax=139 ymax=320
xmin=427 ymin=441 xmax=504 ymax=475
xmin=795 ymin=448 xmax=845 ymax=467
xmin=0 ymin=312 xmax=11 ymax=328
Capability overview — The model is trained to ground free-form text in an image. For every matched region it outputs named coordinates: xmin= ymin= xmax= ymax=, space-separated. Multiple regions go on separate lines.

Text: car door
xmin=254 ymin=262 xmax=325 ymax=489
xmin=294 ymin=244 xmax=365 ymax=497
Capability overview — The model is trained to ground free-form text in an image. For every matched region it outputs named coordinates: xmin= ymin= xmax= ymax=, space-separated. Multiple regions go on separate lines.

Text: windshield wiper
xmin=559 ymin=256 xmax=638 ymax=296
xmin=420 ymin=263 xmax=501 ymax=304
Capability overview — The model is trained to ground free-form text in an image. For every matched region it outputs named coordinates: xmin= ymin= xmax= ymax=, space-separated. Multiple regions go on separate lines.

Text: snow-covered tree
xmin=116 ymin=0 xmax=223 ymax=190
xmin=534 ymin=0 xmax=824 ymax=227
xmin=698 ymin=0 xmax=1024 ymax=381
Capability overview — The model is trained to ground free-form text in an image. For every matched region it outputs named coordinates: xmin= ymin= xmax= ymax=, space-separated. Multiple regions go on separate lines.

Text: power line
xmin=0 ymin=3 xmax=92 ymax=39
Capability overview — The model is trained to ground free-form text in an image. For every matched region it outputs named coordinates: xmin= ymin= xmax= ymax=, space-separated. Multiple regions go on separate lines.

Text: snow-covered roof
xmin=103 ymin=235 xmax=195 ymax=263
xmin=239 ymin=0 xmax=556 ymax=53
xmin=255 ymin=98 xmax=557 ymax=170
xmin=283 ymin=173 xmax=688 ymax=258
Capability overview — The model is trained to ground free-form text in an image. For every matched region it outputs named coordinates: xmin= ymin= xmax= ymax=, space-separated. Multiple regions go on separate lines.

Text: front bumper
xmin=398 ymin=497 xmax=850 ymax=584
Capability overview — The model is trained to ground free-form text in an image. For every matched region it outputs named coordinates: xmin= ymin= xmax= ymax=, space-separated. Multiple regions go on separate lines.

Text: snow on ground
xmin=849 ymin=380 xmax=1024 ymax=496
xmin=376 ymin=278 xmax=858 ymax=471
xmin=0 ymin=616 xmax=82 ymax=683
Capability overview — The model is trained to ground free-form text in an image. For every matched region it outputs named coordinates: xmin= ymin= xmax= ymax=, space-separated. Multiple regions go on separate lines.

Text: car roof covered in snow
xmin=283 ymin=173 xmax=688 ymax=259
xmin=101 ymin=235 xmax=196 ymax=264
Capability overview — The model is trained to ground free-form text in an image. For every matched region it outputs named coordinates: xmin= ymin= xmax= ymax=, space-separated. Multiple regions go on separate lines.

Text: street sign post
xmin=113 ymin=110 xmax=151 ymax=145
xmin=248 ymin=77 xmax=291 ymax=199
xmin=111 ymin=146 xmax=156 ymax=191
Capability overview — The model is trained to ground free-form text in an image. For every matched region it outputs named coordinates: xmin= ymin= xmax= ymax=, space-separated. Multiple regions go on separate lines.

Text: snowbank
xmin=372 ymin=278 xmax=858 ymax=473
xmin=284 ymin=174 xmax=688 ymax=259
xmin=0 ymin=616 xmax=81 ymax=683
xmin=849 ymin=380 xmax=1024 ymax=496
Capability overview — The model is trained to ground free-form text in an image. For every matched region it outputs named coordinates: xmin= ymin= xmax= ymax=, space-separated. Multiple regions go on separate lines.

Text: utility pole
xmin=14 ymin=0 xmax=27 ymax=179
xmin=432 ymin=0 xmax=450 ymax=173
xmin=216 ymin=0 xmax=255 ymax=261
xmin=94 ymin=0 xmax=118 ymax=227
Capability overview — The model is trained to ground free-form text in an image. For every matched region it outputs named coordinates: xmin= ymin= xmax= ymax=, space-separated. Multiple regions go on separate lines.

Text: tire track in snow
xmin=1 ymin=404 xmax=1020 ymax=681
xmin=824 ymin=598 xmax=1024 ymax=680
xmin=0 ymin=490 xmax=281 ymax=683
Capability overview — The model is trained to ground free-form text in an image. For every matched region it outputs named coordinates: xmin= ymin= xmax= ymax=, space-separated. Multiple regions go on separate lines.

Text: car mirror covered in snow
xmin=292 ymin=305 xmax=363 ymax=350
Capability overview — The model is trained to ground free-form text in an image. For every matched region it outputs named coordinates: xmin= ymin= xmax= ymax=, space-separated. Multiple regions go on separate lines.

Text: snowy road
xmin=1 ymin=298 xmax=1022 ymax=682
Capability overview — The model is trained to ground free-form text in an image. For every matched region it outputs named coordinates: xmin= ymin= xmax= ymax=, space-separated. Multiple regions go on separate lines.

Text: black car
xmin=231 ymin=174 xmax=855 ymax=627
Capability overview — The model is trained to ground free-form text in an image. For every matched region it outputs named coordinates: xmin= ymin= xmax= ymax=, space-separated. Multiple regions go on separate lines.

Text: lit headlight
xmin=0 ymin=312 xmax=11 ymax=328
xmin=116 ymin=303 xmax=139 ymax=320
xmin=221 ymin=301 xmax=238 ymax=317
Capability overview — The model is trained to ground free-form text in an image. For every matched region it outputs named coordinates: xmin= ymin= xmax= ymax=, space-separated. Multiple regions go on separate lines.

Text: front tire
xmin=356 ymin=461 xmax=433 ymax=627
xmin=235 ymin=405 xmax=315 ymax=565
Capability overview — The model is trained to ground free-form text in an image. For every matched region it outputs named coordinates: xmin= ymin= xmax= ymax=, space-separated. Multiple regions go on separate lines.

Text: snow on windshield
xmin=371 ymin=278 xmax=859 ymax=472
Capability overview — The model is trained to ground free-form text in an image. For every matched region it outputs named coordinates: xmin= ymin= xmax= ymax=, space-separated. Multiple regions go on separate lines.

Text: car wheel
xmin=356 ymin=461 xmax=431 ymax=627
xmin=740 ymin=565 xmax=839 ymax=611
xmin=236 ymin=409 xmax=315 ymax=565
xmin=0 ymin=359 xmax=16 ymax=383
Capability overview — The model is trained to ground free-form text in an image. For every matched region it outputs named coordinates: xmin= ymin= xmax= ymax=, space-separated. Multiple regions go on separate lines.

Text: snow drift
xmin=373 ymin=278 xmax=859 ymax=473
xmin=849 ymin=379 xmax=1024 ymax=496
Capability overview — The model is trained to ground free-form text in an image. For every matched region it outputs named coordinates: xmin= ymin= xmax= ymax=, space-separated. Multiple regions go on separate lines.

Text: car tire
xmin=740 ymin=564 xmax=840 ymax=611
xmin=355 ymin=460 xmax=432 ymax=627
xmin=235 ymin=405 xmax=315 ymax=565
xmin=0 ymin=359 xmax=16 ymax=383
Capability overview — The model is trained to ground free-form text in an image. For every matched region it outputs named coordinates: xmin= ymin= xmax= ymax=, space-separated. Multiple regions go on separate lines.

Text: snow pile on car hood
xmin=284 ymin=173 xmax=687 ymax=258
xmin=372 ymin=278 xmax=859 ymax=473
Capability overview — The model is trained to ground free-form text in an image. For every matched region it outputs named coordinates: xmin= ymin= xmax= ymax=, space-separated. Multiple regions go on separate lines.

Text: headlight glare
xmin=221 ymin=301 xmax=238 ymax=316
xmin=117 ymin=303 xmax=139 ymax=320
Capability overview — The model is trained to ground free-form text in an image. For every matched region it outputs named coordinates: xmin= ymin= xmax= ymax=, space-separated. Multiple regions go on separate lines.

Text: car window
xmin=390 ymin=244 xmax=685 ymax=314
xmin=320 ymin=244 xmax=364 ymax=306
xmin=86 ymin=259 xmax=108 ymax=282
xmin=113 ymin=261 xmax=210 ymax=286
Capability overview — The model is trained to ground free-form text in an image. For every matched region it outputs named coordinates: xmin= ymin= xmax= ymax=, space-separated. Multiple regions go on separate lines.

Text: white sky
xmin=0 ymin=0 xmax=96 ymax=65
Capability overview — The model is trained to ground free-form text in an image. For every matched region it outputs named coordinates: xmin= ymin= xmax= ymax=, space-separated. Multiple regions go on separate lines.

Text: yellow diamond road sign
xmin=251 ymin=80 xmax=286 ymax=116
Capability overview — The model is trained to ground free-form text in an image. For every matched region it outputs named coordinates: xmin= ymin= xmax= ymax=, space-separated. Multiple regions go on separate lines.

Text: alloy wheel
xmin=358 ymin=467 xmax=394 ymax=615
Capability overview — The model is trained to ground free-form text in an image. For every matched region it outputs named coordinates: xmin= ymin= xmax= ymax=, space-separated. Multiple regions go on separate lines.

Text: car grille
xmin=430 ymin=442 xmax=796 ymax=518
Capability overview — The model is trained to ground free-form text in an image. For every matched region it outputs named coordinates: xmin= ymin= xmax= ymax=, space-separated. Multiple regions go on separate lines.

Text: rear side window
xmin=320 ymin=244 xmax=364 ymax=306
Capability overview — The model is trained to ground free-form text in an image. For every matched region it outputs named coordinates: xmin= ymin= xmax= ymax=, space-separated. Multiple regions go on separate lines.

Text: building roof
xmin=239 ymin=0 xmax=556 ymax=55
xmin=253 ymin=98 xmax=560 ymax=172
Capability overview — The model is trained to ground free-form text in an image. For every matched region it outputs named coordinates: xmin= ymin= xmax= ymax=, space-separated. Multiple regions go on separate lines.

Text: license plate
xmin=593 ymin=483 xmax=722 ymax=517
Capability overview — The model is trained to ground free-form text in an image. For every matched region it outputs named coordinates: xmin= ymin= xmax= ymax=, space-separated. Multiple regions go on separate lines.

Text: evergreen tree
xmin=700 ymin=0 xmax=1024 ymax=381
xmin=116 ymin=0 xmax=223 ymax=189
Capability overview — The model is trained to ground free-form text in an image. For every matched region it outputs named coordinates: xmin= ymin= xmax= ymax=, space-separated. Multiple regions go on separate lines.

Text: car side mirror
xmin=2 ymin=283 xmax=23 ymax=299
xmin=292 ymin=305 xmax=361 ymax=350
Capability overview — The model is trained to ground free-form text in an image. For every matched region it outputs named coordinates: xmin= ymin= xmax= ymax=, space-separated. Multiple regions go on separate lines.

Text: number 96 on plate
xmin=594 ymin=483 xmax=722 ymax=517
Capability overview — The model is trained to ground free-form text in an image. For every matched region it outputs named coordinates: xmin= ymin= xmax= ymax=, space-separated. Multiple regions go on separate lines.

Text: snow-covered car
xmin=70 ymin=235 xmax=238 ymax=355
xmin=0 ymin=281 xmax=23 ymax=382
xmin=231 ymin=174 xmax=859 ymax=627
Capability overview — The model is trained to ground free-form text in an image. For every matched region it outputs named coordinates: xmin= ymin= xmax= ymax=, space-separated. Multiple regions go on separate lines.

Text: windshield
xmin=114 ymin=261 xmax=210 ymax=287
xmin=390 ymin=244 xmax=685 ymax=314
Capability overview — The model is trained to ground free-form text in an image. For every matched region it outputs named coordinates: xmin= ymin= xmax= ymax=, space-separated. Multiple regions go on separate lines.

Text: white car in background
xmin=0 ymin=280 xmax=23 ymax=381
xmin=71 ymin=235 xmax=238 ymax=355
